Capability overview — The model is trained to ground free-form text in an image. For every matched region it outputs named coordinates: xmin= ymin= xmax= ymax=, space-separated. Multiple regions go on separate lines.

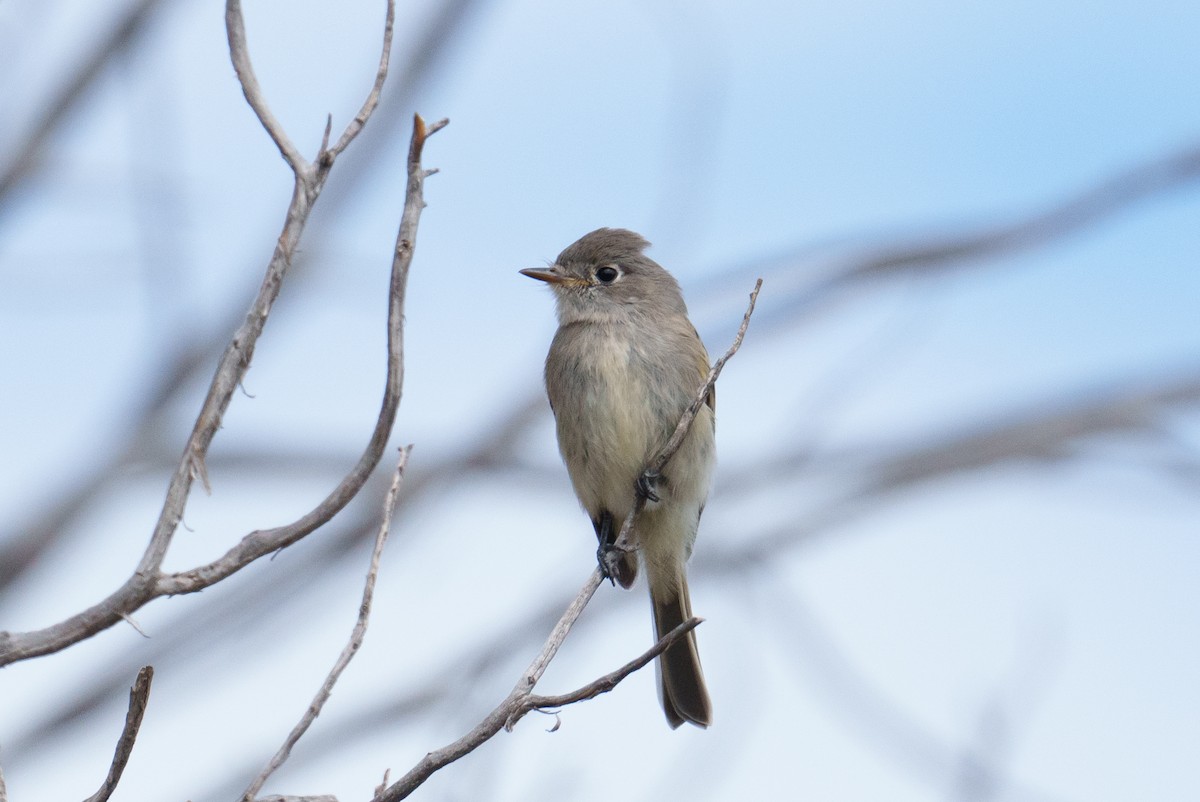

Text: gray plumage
xmin=521 ymin=228 xmax=715 ymax=729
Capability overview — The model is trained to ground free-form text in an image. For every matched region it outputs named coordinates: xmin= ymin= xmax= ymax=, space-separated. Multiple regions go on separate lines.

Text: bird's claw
xmin=635 ymin=470 xmax=663 ymax=503
xmin=597 ymin=543 xmax=623 ymax=586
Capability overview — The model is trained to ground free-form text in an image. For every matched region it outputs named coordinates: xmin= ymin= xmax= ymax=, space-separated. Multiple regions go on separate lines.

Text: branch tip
xmin=225 ymin=0 xmax=306 ymax=175
xmin=82 ymin=666 xmax=154 ymax=802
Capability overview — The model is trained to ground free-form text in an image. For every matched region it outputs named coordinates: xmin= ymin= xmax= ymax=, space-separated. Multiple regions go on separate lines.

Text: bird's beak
xmin=519 ymin=265 xmax=566 ymax=285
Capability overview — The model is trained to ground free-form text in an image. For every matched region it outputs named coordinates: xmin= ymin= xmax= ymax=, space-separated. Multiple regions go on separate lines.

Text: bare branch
xmin=325 ymin=0 xmax=396 ymax=159
xmin=82 ymin=666 xmax=154 ymax=802
xmin=508 ymin=617 xmax=703 ymax=730
xmin=655 ymin=278 xmax=761 ymax=478
xmin=61 ymin=101 xmax=446 ymax=645
xmin=224 ymin=0 xmax=307 ymax=176
xmin=516 ymin=570 xmax=606 ymax=693
xmin=241 ymin=447 xmax=411 ymax=802
xmin=373 ymin=608 xmax=706 ymax=801
xmin=0 ymin=91 xmax=444 ymax=664
xmin=298 ymin=0 xmax=483 ymax=204
xmin=1 ymin=0 xmax=476 ymax=600
xmin=5 ymin=385 xmax=550 ymax=769
xmin=608 ymin=277 xmax=763 ymax=561
xmin=157 ymin=115 xmax=446 ymax=596
xmin=374 ymin=570 xmax=605 ymax=801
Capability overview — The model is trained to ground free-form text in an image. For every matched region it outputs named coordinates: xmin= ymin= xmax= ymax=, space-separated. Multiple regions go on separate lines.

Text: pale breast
xmin=545 ymin=319 xmax=712 ymax=522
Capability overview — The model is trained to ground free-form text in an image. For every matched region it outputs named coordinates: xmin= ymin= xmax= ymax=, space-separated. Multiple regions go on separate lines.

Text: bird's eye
xmin=595 ymin=265 xmax=620 ymax=284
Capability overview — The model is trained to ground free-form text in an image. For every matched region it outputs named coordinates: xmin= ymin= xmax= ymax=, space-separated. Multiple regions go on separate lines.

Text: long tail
xmin=650 ymin=572 xmax=712 ymax=728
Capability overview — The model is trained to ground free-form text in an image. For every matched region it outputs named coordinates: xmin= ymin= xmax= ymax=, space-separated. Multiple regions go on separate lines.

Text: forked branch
xmin=0 ymin=4 xmax=441 ymax=668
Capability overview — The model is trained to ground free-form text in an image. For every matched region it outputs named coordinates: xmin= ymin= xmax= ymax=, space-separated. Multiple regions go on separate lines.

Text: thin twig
xmin=225 ymin=0 xmax=306 ymax=176
xmin=373 ymin=575 xmax=605 ymax=801
xmin=507 ymin=617 xmax=703 ymax=730
xmin=82 ymin=666 xmax=154 ymax=802
xmin=241 ymin=447 xmax=411 ymax=802
xmin=609 ymin=277 xmax=763 ymax=557
xmin=374 ymin=280 xmax=762 ymax=802
xmin=325 ymin=0 xmax=396 ymax=159
xmin=513 ymin=569 xmax=604 ymax=694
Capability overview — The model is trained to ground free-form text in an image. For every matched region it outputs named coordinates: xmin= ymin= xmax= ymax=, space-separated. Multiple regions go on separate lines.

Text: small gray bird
xmin=520 ymin=228 xmax=714 ymax=729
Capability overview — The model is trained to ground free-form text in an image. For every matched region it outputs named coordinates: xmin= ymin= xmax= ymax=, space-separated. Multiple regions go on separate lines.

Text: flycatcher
xmin=521 ymin=228 xmax=714 ymax=728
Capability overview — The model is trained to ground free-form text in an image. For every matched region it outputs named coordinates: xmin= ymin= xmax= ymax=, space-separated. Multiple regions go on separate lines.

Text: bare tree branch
xmin=655 ymin=279 xmax=762 ymax=477
xmin=605 ymin=277 xmax=763 ymax=570
xmin=302 ymin=0 xmax=483 ymax=206
xmin=242 ymin=447 xmax=411 ymax=802
xmin=3 ymin=396 xmax=542 ymax=768
xmin=0 ymin=0 xmax=478 ymax=601
xmin=188 ymin=573 xmax=576 ymax=802
xmin=374 ymin=571 xmax=607 ymax=801
xmin=324 ymin=0 xmax=395 ymax=160
xmin=0 ymin=5 xmax=443 ymax=665
xmin=224 ymin=0 xmax=307 ymax=175
xmin=375 ymin=618 xmax=704 ymax=802
xmin=508 ymin=617 xmax=703 ymax=730
xmin=82 ymin=666 xmax=154 ymax=802
xmin=0 ymin=341 xmax=211 ymax=602
xmin=155 ymin=115 xmax=447 ymax=596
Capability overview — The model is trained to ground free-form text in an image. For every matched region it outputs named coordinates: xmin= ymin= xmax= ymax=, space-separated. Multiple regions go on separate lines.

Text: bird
xmin=520 ymin=227 xmax=714 ymax=728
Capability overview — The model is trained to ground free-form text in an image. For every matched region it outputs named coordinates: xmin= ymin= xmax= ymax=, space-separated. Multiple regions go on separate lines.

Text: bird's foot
xmin=597 ymin=542 xmax=621 ymax=586
xmin=597 ymin=541 xmax=636 ymax=588
xmin=635 ymin=470 xmax=664 ymax=503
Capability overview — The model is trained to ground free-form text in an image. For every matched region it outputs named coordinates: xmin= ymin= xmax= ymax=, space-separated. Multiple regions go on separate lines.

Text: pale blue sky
xmin=2 ymin=1 xmax=1198 ymax=800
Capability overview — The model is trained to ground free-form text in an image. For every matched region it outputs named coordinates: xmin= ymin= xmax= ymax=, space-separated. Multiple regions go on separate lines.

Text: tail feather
xmin=650 ymin=574 xmax=712 ymax=728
